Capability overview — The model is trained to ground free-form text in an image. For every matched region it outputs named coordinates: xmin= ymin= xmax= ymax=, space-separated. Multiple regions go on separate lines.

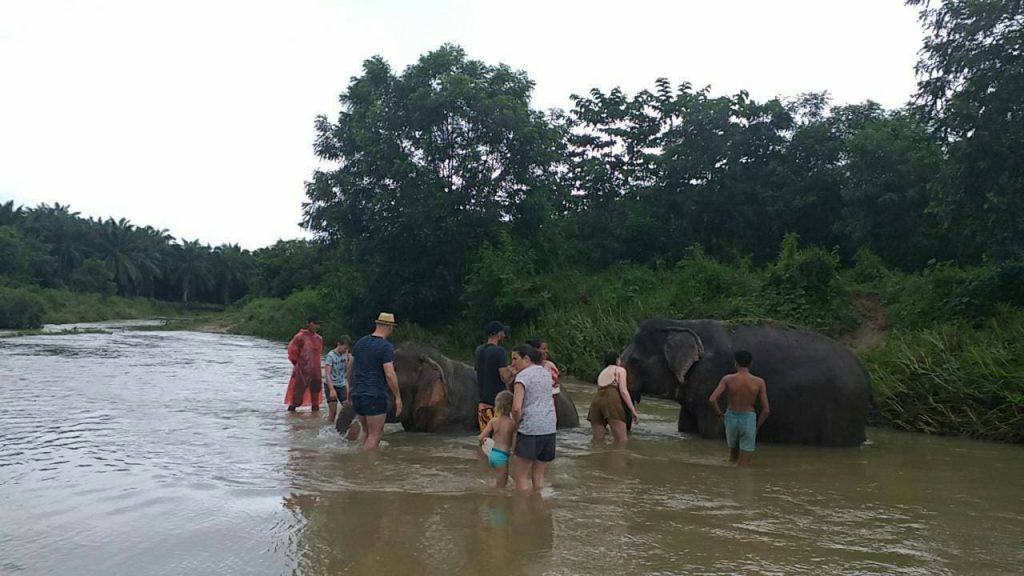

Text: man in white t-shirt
xmin=510 ymin=343 xmax=556 ymax=491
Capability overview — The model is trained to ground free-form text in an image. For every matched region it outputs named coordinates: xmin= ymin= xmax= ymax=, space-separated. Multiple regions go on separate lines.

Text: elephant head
xmin=392 ymin=344 xmax=452 ymax=432
xmin=622 ymin=320 xmax=704 ymax=402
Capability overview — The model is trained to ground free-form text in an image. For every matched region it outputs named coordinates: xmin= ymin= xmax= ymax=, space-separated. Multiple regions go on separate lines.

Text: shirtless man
xmin=708 ymin=350 xmax=770 ymax=466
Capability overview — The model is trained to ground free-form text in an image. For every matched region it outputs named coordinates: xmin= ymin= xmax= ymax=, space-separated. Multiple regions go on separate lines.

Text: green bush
xmin=884 ymin=263 xmax=997 ymax=330
xmin=31 ymin=289 xmax=182 ymax=324
xmin=845 ymin=247 xmax=892 ymax=286
xmin=670 ymin=246 xmax=760 ymax=319
xmin=229 ymin=289 xmax=332 ymax=342
xmin=0 ymin=287 xmax=45 ymax=329
xmin=69 ymin=258 xmax=116 ymax=295
xmin=761 ymin=234 xmax=855 ymax=334
xmin=461 ymin=232 xmax=550 ymax=329
xmin=863 ymin=306 xmax=1024 ymax=442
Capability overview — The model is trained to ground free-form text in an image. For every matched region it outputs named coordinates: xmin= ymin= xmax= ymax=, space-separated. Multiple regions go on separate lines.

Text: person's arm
xmin=287 ymin=333 xmax=301 ymax=365
xmin=616 ymin=367 xmax=640 ymax=424
xmin=708 ymin=377 xmax=728 ymax=418
xmin=756 ymin=379 xmax=770 ymax=429
xmin=324 ymin=357 xmax=337 ymax=400
xmin=499 ymin=365 xmax=514 ymax=387
xmin=383 ymin=361 xmax=402 ymax=417
xmin=477 ymin=419 xmax=495 ymax=444
xmin=345 ymin=355 xmax=354 ymax=404
xmin=512 ymin=381 xmax=525 ymax=426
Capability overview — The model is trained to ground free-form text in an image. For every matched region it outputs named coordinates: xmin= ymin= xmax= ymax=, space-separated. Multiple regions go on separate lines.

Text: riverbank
xmin=6 ymin=278 xmax=1021 ymax=444
xmin=0 ymin=286 xmax=221 ymax=329
xmin=216 ymin=266 xmax=1024 ymax=444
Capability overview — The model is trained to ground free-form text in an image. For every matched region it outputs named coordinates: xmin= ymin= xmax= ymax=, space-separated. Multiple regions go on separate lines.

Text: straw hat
xmin=376 ymin=312 xmax=397 ymax=326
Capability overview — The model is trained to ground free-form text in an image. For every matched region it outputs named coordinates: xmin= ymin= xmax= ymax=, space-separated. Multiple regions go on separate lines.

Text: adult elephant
xmin=356 ymin=342 xmax=580 ymax=433
xmin=622 ymin=319 xmax=871 ymax=446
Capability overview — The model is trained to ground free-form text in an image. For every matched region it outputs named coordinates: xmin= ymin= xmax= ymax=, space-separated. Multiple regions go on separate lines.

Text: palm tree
xmin=97 ymin=217 xmax=144 ymax=296
xmin=0 ymin=200 xmax=24 ymax=227
xmin=213 ymin=243 xmax=253 ymax=305
xmin=136 ymin=226 xmax=174 ymax=298
xmin=25 ymin=203 xmax=85 ymax=283
xmin=174 ymin=239 xmax=213 ymax=304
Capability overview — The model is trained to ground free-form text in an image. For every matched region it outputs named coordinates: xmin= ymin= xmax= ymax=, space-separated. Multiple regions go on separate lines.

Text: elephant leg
xmin=677 ymin=406 xmax=699 ymax=434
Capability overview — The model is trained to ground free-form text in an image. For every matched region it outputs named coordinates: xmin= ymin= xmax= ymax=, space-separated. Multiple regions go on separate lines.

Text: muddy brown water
xmin=1 ymin=325 xmax=1022 ymax=575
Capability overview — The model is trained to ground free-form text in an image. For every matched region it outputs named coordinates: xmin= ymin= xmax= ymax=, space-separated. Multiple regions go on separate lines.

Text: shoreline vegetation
xmin=3 ymin=246 xmax=1022 ymax=444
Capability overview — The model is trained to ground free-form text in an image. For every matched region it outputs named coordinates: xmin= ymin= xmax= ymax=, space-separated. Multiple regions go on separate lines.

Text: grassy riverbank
xmin=222 ymin=246 xmax=1024 ymax=444
xmin=0 ymin=286 xmax=204 ymax=327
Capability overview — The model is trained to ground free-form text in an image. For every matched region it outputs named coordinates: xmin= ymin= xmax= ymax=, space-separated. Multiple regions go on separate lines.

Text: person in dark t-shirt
xmin=347 ymin=312 xmax=402 ymax=451
xmin=475 ymin=320 xmax=514 ymax=432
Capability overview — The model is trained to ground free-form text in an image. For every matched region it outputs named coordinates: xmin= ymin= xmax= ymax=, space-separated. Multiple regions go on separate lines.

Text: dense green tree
xmin=908 ymin=0 xmax=1024 ymax=260
xmin=251 ymin=239 xmax=325 ymax=299
xmin=304 ymin=45 xmax=562 ymax=326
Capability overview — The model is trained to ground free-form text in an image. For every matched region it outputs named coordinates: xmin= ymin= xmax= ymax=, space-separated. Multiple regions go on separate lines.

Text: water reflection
xmin=286 ymin=487 xmax=555 ymax=576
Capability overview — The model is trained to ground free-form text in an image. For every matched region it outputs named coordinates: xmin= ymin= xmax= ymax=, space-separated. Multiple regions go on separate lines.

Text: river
xmin=1 ymin=324 xmax=1021 ymax=575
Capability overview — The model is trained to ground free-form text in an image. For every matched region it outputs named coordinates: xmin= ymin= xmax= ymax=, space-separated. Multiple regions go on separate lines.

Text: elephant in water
xmin=622 ymin=319 xmax=871 ymax=446
xmin=340 ymin=342 xmax=580 ymax=434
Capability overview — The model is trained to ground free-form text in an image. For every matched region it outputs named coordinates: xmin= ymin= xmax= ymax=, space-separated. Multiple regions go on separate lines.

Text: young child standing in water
xmin=478 ymin=390 xmax=516 ymax=488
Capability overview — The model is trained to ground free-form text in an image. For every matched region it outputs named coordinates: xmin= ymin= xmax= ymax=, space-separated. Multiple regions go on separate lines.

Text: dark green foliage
xmin=229 ymin=289 xmax=330 ymax=342
xmin=885 ymin=263 xmax=1001 ymax=330
xmin=251 ymin=240 xmax=325 ymax=299
xmin=69 ymin=258 xmax=116 ymax=295
xmin=760 ymin=235 xmax=855 ymax=333
xmin=908 ymin=0 xmax=1024 ymax=261
xmin=0 ymin=287 xmax=45 ymax=329
xmin=0 ymin=201 xmax=305 ymax=308
xmin=461 ymin=232 xmax=549 ymax=329
xmin=304 ymin=45 xmax=562 ymax=327
xmin=670 ymin=247 xmax=760 ymax=319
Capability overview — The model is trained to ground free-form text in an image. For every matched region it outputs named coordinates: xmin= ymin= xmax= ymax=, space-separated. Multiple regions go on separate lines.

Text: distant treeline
xmin=0 ymin=202 xmax=330 ymax=308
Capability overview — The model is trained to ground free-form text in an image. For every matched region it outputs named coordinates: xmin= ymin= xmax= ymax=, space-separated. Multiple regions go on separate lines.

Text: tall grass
xmin=0 ymin=287 xmax=187 ymax=327
xmin=863 ymin=306 xmax=1024 ymax=442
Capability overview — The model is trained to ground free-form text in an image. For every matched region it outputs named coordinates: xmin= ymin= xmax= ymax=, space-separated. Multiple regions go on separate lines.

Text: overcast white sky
xmin=0 ymin=0 xmax=924 ymax=249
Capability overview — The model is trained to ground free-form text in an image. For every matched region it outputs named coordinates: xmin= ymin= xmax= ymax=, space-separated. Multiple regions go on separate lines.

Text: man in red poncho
xmin=285 ymin=314 xmax=325 ymax=412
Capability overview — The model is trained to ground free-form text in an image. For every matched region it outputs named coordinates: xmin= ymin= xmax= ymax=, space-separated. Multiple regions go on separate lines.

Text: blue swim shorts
xmin=724 ymin=409 xmax=757 ymax=452
xmin=488 ymin=447 xmax=510 ymax=468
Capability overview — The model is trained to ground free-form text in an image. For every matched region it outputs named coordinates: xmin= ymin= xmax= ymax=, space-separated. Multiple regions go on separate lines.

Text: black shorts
xmin=514 ymin=433 xmax=556 ymax=463
xmin=327 ymin=385 xmax=347 ymax=403
xmin=352 ymin=394 xmax=388 ymax=417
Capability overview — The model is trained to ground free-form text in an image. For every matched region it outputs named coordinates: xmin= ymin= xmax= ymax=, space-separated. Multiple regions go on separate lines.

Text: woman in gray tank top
xmin=510 ymin=344 xmax=556 ymax=491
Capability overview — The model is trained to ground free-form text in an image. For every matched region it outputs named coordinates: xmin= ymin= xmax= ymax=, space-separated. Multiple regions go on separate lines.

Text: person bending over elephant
xmin=708 ymin=350 xmax=769 ymax=465
xmin=588 ymin=351 xmax=640 ymax=443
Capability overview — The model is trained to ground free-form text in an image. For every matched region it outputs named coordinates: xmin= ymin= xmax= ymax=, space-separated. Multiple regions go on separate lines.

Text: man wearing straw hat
xmin=346 ymin=312 xmax=403 ymax=451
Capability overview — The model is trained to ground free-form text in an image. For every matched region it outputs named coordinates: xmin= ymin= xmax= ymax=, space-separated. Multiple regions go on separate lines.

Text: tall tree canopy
xmin=909 ymin=0 xmax=1024 ymax=260
xmin=303 ymin=45 xmax=563 ymax=325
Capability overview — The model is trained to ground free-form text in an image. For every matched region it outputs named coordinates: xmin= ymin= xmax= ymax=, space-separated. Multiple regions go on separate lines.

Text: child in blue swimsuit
xmin=478 ymin=390 xmax=515 ymax=488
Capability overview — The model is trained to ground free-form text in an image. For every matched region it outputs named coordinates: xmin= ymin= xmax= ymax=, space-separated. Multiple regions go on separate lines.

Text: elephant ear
xmin=410 ymin=354 xmax=449 ymax=432
xmin=662 ymin=329 xmax=704 ymax=384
